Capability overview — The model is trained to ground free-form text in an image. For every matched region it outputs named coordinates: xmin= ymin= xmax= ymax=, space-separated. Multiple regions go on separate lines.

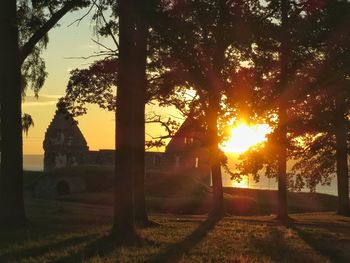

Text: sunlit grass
xmin=1 ymin=198 xmax=349 ymax=262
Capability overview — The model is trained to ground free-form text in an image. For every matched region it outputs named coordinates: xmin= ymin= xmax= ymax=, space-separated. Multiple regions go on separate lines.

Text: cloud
xmin=22 ymin=94 xmax=62 ymax=107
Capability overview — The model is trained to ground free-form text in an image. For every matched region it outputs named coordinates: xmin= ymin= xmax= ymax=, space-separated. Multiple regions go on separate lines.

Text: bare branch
xmin=67 ymin=0 xmax=97 ymax=27
xmin=64 ymin=51 xmax=115 ymax=60
xmin=93 ymin=1 xmax=120 ymax=50
xmin=91 ymin=38 xmax=116 ymax=53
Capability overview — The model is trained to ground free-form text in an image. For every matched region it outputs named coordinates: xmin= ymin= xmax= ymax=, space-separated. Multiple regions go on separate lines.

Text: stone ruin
xmin=43 ymin=108 xmax=89 ymax=172
xmin=37 ymin=107 xmax=211 ymax=198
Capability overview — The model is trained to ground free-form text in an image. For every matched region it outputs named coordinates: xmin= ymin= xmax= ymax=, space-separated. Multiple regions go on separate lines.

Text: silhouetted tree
xmin=0 ymin=0 xmax=25 ymax=225
xmin=275 ymin=0 xmax=290 ymax=221
xmin=316 ymin=0 xmax=349 ymax=216
xmin=132 ymin=0 xmax=151 ymax=224
xmin=0 ymin=0 xmax=89 ymax=224
xmin=290 ymin=0 xmax=350 ymax=215
xmin=60 ymin=0 xmax=208 ymax=228
xmin=110 ymin=0 xmax=136 ymax=239
xmin=22 ymin=113 xmax=34 ymax=136
xmin=231 ymin=0 xmax=330 ymax=221
xmin=154 ymin=0 xmax=259 ymax=216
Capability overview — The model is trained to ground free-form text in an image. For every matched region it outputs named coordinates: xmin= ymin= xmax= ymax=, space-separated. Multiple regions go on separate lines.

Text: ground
xmin=0 ymin=197 xmax=349 ymax=262
xmin=27 ymin=167 xmax=338 ymax=216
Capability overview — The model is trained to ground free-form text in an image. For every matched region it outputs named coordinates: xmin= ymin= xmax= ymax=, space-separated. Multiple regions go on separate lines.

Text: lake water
xmin=221 ymin=171 xmax=339 ymax=196
xmin=221 ymin=153 xmax=341 ymax=196
xmin=24 ymin=154 xmax=341 ymax=196
xmin=24 ymin=155 xmax=44 ymax=171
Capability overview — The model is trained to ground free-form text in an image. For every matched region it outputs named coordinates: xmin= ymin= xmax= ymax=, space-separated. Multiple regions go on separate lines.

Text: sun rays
xmin=220 ymin=122 xmax=272 ymax=154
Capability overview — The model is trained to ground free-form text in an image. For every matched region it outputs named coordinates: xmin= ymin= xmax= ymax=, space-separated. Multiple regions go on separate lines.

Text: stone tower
xmin=43 ymin=108 xmax=89 ymax=172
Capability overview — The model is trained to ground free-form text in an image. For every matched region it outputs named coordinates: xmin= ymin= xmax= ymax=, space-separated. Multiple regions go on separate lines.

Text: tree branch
xmin=93 ymin=1 xmax=120 ymax=51
xmin=65 ymin=51 xmax=115 ymax=60
xmin=91 ymin=38 xmax=116 ymax=53
xmin=20 ymin=0 xmax=86 ymax=64
xmin=67 ymin=0 xmax=96 ymax=27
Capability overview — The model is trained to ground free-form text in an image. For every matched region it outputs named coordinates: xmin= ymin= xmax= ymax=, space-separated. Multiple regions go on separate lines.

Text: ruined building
xmin=145 ymin=117 xmax=211 ymax=184
xmin=43 ymin=109 xmax=89 ymax=171
xmin=43 ymin=108 xmax=211 ymax=186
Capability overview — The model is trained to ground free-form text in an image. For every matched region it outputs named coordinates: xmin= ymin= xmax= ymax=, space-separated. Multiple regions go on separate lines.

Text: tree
xmin=275 ymin=0 xmax=290 ymax=221
xmin=112 ymin=0 xmax=138 ymax=239
xmin=317 ymin=0 xmax=350 ymax=216
xmin=154 ymin=0 xmax=259 ymax=217
xmin=132 ymin=0 xmax=151 ymax=224
xmin=290 ymin=0 xmax=350 ymax=215
xmin=22 ymin=113 xmax=34 ymax=136
xmin=60 ymin=1 xmax=188 ymax=227
xmin=0 ymin=0 xmax=89 ymax=224
xmin=230 ymin=0 xmax=330 ymax=221
xmin=0 ymin=0 xmax=24 ymax=225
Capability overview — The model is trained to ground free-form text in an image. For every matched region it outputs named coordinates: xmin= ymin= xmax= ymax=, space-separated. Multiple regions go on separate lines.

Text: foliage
xmin=151 ymin=1 xmax=266 ymax=183
xmin=59 ymin=2 xmax=188 ymax=149
xmin=21 ymin=113 xmax=34 ymax=136
xmin=287 ymin=0 xmax=350 ymax=191
xmin=17 ymin=0 xmax=91 ymax=95
xmin=63 ymin=58 xmax=118 ymax=116
xmin=232 ymin=0 xmax=348 ymax=192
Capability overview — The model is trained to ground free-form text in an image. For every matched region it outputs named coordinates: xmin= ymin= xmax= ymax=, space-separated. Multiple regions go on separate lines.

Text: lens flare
xmin=220 ymin=122 xmax=271 ymax=154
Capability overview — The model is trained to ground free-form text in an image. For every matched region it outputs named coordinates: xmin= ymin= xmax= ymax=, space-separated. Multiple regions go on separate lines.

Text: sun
xmin=220 ymin=122 xmax=271 ymax=154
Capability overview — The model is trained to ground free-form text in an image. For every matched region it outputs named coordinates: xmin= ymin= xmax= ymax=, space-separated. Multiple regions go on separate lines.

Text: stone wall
xmin=34 ymin=175 xmax=86 ymax=199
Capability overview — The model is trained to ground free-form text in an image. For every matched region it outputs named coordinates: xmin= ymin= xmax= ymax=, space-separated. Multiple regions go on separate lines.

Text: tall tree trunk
xmin=276 ymin=0 xmax=289 ymax=221
xmin=0 ymin=0 xmax=26 ymax=225
xmin=112 ymin=0 xmax=136 ymax=239
xmin=208 ymin=90 xmax=224 ymax=217
xmin=208 ymin=3 xmax=226 ymax=217
xmin=335 ymin=91 xmax=349 ymax=216
xmin=133 ymin=12 xmax=149 ymax=223
xmin=277 ymin=105 xmax=288 ymax=220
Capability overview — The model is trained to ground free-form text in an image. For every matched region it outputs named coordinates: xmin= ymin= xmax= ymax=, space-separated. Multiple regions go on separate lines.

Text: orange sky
xmin=21 ymin=7 xmax=268 ymax=156
xmin=22 ymin=8 xmax=180 ymax=155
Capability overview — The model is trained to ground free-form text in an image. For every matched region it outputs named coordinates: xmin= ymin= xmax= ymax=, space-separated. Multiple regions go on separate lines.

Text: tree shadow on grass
xmin=146 ymin=216 xmax=221 ymax=263
xmin=248 ymin=226 xmax=316 ymax=263
xmin=54 ymin=232 xmax=157 ymax=262
xmin=290 ymin=223 xmax=349 ymax=263
xmin=53 ymin=234 xmax=118 ymax=263
xmin=0 ymin=233 xmax=98 ymax=262
xmin=247 ymin=218 xmax=350 ymax=263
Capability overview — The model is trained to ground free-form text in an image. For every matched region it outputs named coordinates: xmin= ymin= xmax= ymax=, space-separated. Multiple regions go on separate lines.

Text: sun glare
xmin=232 ymin=176 xmax=250 ymax=188
xmin=220 ymin=122 xmax=272 ymax=154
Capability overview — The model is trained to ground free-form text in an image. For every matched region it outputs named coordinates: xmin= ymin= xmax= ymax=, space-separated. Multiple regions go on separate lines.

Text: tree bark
xmin=112 ymin=0 xmax=136 ymax=239
xmin=277 ymin=105 xmax=288 ymax=220
xmin=208 ymin=90 xmax=224 ymax=217
xmin=276 ymin=0 xmax=289 ymax=221
xmin=133 ymin=10 xmax=149 ymax=224
xmin=334 ymin=91 xmax=350 ymax=216
xmin=0 ymin=0 xmax=26 ymax=225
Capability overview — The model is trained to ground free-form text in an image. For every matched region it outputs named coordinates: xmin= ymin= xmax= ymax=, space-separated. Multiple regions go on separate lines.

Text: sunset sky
xmin=22 ymin=7 xmax=271 ymax=156
xmin=23 ymin=7 xmax=177 ymax=155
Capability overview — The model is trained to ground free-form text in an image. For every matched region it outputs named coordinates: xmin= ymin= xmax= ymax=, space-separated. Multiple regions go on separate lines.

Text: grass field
xmin=0 ymin=197 xmax=349 ymax=262
xmin=55 ymin=186 xmax=338 ymax=216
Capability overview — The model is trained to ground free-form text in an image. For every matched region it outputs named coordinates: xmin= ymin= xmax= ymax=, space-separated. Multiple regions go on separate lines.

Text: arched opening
xmin=56 ymin=180 xmax=70 ymax=195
